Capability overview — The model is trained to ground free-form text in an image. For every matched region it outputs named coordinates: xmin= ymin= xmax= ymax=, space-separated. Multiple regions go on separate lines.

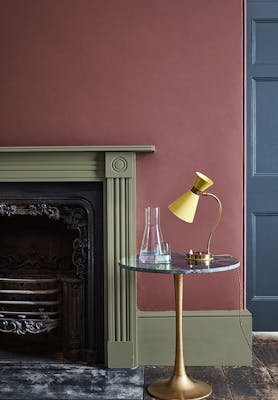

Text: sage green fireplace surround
xmin=0 ymin=146 xmax=251 ymax=368
xmin=0 ymin=145 xmax=155 ymax=368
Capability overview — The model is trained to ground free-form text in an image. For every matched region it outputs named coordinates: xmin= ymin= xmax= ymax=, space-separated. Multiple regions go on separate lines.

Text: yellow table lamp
xmin=168 ymin=171 xmax=222 ymax=262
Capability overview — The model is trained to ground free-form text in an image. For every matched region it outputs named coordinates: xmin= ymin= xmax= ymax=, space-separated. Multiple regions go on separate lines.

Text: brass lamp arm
xmin=201 ymin=192 xmax=222 ymax=255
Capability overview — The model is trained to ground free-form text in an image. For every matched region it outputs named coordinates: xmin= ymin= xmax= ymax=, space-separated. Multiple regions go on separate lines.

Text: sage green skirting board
xmin=137 ymin=310 xmax=252 ymax=366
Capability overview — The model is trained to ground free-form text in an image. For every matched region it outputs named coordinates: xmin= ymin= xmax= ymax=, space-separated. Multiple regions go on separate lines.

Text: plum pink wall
xmin=0 ymin=0 xmax=243 ymax=310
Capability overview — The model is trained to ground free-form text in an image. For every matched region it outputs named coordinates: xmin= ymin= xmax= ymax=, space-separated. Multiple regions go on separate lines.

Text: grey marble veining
xmin=0 ymin=362 xmax=144 ymax=400
xmin=119 ymin=252 xmax=240 ymax=274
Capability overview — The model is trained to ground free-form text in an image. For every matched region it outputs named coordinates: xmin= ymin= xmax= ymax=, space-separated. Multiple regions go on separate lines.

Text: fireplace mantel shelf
xmin=0 ymin=145 xmax=155 ymax=153
xmin=0 ymin=145 xmax=155 ymax=182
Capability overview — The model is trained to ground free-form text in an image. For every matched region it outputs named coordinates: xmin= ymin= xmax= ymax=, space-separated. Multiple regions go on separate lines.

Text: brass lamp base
xmin=148 ymin=375 xmax=212 ymax=400
xmin=186 ymin=251 xmax=213 ymax=263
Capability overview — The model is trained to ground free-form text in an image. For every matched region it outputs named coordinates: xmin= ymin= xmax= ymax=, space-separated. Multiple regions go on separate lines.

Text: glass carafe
xmin=139 ymin=207 xmax=171 ymax=263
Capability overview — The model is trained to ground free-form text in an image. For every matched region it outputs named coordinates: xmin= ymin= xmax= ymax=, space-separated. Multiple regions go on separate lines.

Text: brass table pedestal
xmin=119 ymin=254 xmax=240 ymax=400
xmin=147 ymin=274 xmax=212 ymax=400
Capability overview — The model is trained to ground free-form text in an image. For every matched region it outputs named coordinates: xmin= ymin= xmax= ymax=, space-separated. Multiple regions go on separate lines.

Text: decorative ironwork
xmin=0 ymin=202 xmax=88 ymax=279
xmin=0 ymin=248 xmax=66 ymax=274
xmin=0 ymin=276 xmax=62 ymax=336
xmin=72 ymin=238 xmax=88 ymax=277
xmin=28 ymin=204 xmax=60 ymax=220
xmin=0 ymin=203 xmax=60 ymax=219
xmin=0 ymin=204 xmax=17 ymax=216
xmin=62 ymin=207 xmax=87 ymax=229
xmin=0 ymin=198 xmax=97 ymax=361
xmin=0 ymin=318 xmax=59 ymax=335
xmin=61 ymin=206 xmax=88 ymax=278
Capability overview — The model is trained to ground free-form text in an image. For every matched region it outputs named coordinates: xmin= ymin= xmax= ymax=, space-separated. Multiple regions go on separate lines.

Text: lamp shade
xmin=168 ymin=190 xmax=199 ymax=223
xmin=193 ymin=172 xmax=214 ymax=192
xmin=168 ymin=171 xmax=214 ymax=223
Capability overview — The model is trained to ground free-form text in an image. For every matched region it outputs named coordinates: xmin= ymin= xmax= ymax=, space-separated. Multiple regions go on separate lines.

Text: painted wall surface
xmin=0 ymin=0 xmax=243 ymax=310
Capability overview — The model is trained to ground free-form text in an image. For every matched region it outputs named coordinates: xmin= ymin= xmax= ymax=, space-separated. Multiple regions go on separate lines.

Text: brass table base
xmin=147 ymin=274 xmax=212 ymax=400
xmin=148 ymin=375 xmax=212 ymax=400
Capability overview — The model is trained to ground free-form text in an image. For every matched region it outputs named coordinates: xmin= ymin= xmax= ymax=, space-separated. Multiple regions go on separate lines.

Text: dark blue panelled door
xmin=247 ymin=1 xmax=278 ymax=330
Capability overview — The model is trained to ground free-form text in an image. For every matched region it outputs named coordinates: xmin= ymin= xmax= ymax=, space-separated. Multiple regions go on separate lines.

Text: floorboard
xmin=223 ymin=357 xmax=278 ymax=400
xmin=144 ymin=336 xmax=278 ymax=400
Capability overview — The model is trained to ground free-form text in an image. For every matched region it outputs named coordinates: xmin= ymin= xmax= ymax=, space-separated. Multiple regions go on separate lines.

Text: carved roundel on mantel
xmin=111 ymin=157 xmax=128 ymax=173
xmin=105 ymin=152 xmax=134 ymax=178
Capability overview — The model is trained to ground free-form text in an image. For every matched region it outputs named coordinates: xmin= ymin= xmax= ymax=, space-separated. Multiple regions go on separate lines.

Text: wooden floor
xmin=144 ymin=335 xmax=278 ymax=400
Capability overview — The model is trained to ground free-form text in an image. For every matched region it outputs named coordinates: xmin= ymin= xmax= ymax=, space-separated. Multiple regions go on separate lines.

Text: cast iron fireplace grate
xmin=0 ymin=182 xmax=104 ymax=365
xmin=0 ymin=276 xmax=62 ymax=335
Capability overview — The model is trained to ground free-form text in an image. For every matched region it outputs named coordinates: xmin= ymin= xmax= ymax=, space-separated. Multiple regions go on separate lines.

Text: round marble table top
xmin=119 ymin=252 xmax=240 ymax=275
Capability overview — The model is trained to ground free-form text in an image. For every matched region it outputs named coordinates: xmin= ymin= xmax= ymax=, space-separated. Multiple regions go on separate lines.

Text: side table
xmin=119 ymin=252 xmax=240 ymax=400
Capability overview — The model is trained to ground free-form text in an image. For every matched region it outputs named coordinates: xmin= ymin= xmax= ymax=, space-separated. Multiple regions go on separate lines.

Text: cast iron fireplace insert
xmin=0 ymin=182 xmax=104 ymax=364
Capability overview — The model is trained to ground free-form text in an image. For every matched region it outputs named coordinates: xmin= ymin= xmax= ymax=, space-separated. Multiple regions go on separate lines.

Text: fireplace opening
xmin=0 ymin=183 xmax=104 ymax=364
